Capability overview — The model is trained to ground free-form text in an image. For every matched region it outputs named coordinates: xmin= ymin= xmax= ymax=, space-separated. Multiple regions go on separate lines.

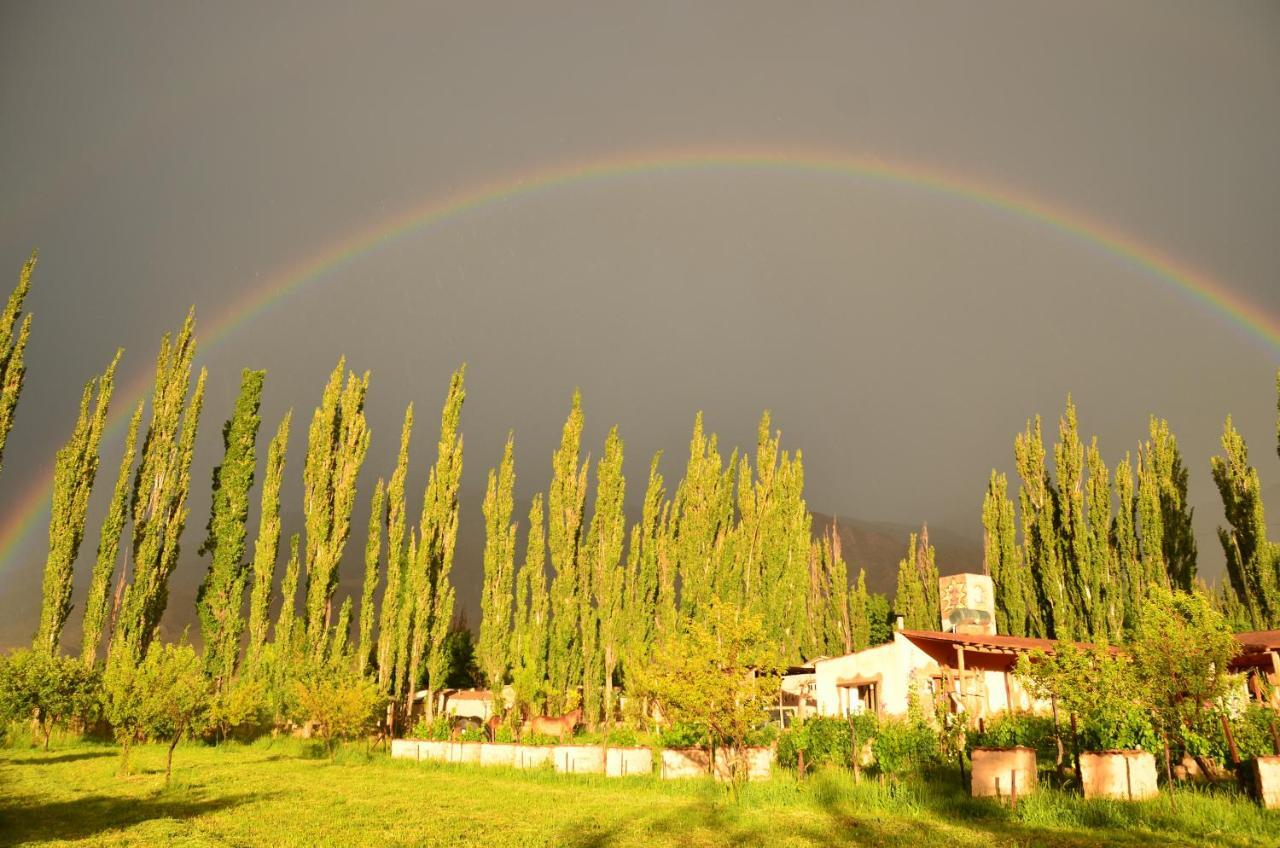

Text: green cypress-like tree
xmin=115 ymin=311 xmax=206 ymax=663
xmin=406 ymin=367 xmax=465 ymax=718
xmin=1083 ymin=440 xmax=1116 ymax=639
xmin=81 ymin=400 xmax=143 ymax=666
xmin=1015 ymin=415 xmax=1059 ymax=638
xmin=546 ymin=391 xmax=587 ymax=712
xmin=302 ymin=359 xmax=371 ymax=649
xmin=358 ymin=478 xmax=386 ymax=676
xmin=246 ymin=411 xmax=291 ymax=662
xmin=1111 ymin=453 xmax=1145 ymax=634
xmin=586 ymin=427 xmax=626 ymax=725
xmin=1135 ymin=447 xmax=1166 ymax=591
xmin=478 ymin=434 xmax=516 ymax=703
xmin=983 ymin=470 xmax=1028 ymax=636
xmin=672 ymin=413 xmax=736 ymax=616
xmin=1053 ymin=398 xmax=1090 ymax=639
xmin=197 ymin=369 xmax=265 ymax=685
xmin=35 ymin=350 xmax=119 ymax=654
xmin=0 ymin=251 xmax=36 ymax=481
xmin=893 ymin=529 xmax=939 ymax=631
xmin=1211 ymin=416 xmax=1277 ymax=628
xmin=820 ymin=521 xmax=852 ymax=654
xmin=274 ymin=534 xmax=302 ymax=651
xmin=620 ymin=453 xmax=664 ymax=683
xmin=1146 ymin=417 xmax=1197 ymax=589
xmin=849 ymin=568 xmax=872 ymax=651
xmin=512 ymin=494 xmax=549 ymax=712
xmin=376 ymin=404 xmax=413 ymax=695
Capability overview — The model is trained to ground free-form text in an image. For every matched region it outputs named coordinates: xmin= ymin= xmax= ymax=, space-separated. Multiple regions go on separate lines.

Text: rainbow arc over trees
xmin=1 ymin=146 xmax=1277 ymax=575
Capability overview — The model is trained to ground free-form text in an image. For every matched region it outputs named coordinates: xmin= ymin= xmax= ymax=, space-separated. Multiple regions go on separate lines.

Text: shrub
xmin=606 ymin=726 xmax=638 ymax=747
xmin=520 ymin=732 xmax=559 ymax=746
xmin=968 ymin=712 xmax=1057 ymax=760
xmin=871 ymin=717 xmax=938 ymax=777
xmin=493 ymin=725 xmax=516 ymax=743
xmin=0 ymin=649 xmax=100 ymax=750
xmin=292 ymin=658 xmax=383 ymax=758
xmin=776 ymin=715 xmax=876 ymax=770
xmin=413 ymin=715 xmax=452 ymax=741
xmin=1077 ymin=702 xmax=1159 ymax=753
xmin=458 ymin=727 xmax=485 ymax=743
xmin=657 ymin=722 xmax=708 ymax=749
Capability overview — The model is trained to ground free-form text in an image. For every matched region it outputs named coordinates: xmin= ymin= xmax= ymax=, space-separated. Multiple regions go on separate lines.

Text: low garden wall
xmin=1079 ymin=751 xmax=1158 ymax=801
xmin=969 ymin=747 xmax=1037 ymax=800
xmin=393 ymin=739 xmax=771 ymax=781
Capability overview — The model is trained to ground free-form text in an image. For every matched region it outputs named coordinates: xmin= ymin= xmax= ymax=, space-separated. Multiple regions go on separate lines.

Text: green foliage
xmin=511 ymin=494 xmax=549 ymax=712
xmin=893 ymin=528 xmax=939 ymax=631
xmin=0 ymin=649 xmax=100 ymax=749
xmin=36 ymin=351 xmax=118 ymax=655
xmin=357 ymin=477 xmax=385 ymax=675
xmin=102 ymin=639 xmax=209 ymax=781
xmin=0 ymin=251 xmax=35 ymax=481
xmin=967 ymin=713 xmax=1056 ymax=760
xmin=302 ymin=358 xmax=371 ymax=652
xmin=116 ymin=311 xmax=206 ymax=664
xmin=494 ymin=725 xmax=516 ymax=743
xmin=546 ymin=391 xmax=587 ymax=713
xmin=656 ymin=722 xmax=708 ymax=749
xmin=457 ymin=727 xmax=486 ymax=743
xmin=208 ymin=674 xmax=267 ymax=740
xmin=247 ymin=410 xmax=291 ymax=662
xmin=1211 ymin=415 xmax=1279 ymax=629
xmin=775 ymin=715 xmax=877 ymax=770
xmin=870 ymin=716 xmax=939 ymax=777
xmin=80 ymin=401 xmax=143 ymax=666
xmin=293 ymin=652 xmax=384 ymax=757
xmin=198 ymin=368 xmax=264 ymax=687
xmin=376 ymin=403 xmax=413 ymax=697
xmin=478 ymin=433 xmax=516 ymax=701
xmin=1129 ymin=587 xmax=1240 ymax=754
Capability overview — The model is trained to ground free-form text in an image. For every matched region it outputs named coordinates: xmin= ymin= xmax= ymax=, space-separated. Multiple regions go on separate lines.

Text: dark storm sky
xmin=1 ymin=2 xmax=1278 ymax=648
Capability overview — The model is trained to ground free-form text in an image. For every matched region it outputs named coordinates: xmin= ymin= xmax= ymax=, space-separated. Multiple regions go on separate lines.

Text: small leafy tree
xmin=1129 ymin=587 xmax=1240 ymax=791
xmin=0 ymin=649 xmax=99 ymax=750
xmin=102 ymin=640 xmax=209 ymax=782
xmin=294 ymin=654 xmax=384 ymax=758
xmin=208 ymin=674 xmax=266 ymax=742
xmin=642 ymin=598 xmax=782 ymax=794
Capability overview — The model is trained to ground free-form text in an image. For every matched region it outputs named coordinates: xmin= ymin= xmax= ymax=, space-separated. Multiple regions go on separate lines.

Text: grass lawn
xmin=1 ymin=739 xmax=1277 ymax=847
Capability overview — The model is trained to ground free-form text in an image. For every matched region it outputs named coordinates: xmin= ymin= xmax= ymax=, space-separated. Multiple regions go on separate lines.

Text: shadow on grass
xmin=6 ymin=750 xmax=115 ymax=767
xmin=0 ymin=790 xmax=257 ymax=844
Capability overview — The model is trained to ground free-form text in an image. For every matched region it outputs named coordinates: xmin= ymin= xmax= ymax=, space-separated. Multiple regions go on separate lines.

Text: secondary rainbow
xmin=1 ymin=146 xmax=1277 ymax=575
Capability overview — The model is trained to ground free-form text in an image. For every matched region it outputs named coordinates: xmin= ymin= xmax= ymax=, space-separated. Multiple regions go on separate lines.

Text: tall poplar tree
xmin=1053 ymin=399 xmax=1091 ymax=638
xmin=1146 ymin=417 xmax=1196 ymax=589
xmin=478 ymin=435 xmax=516 ymax=702
xmin=1014 ymin=416 xmax=1058 ymax=638
xmin=80 ymin=400 xmax=143 ymax=666
xmin=197 ymin=369 xmax=265 ymax=685
xmin=376 ymin=404 xmax=413 ymax=695
xmin=983 ymin=470 xmax=1028 ymax=636
xmin=893 ymin=528 xmax=939 ymax=630
xmin=849 ymin=568 xmax=872 ymax=651
xmin=1111 ymin=453 xmax=1144 ymax=635
xmin=35 ymin=350 xmax=119 ymax=654
xmin=586 ymin=427 xmax=626 ymax=725
xmin=358 ymin=479 xmax=386 ymax=675
xmin=302 ymin=359 xmax=371 ymax=650
xmin=406 ymin=367 xmax=465 ymax=718
xmin=0 ymin=251 xmax=36 ymax=480
xmin=273 ymin=534 xmax=302 ymax=651
xmin=1083 ymin=440 xmax=1116 ymax=639
xmin=511 ymin=494 xmax=548 ymax=711
xmin=546 ymin=392 xmax=587 ymax=712
xmin=246 ymin=411 xmax=291 ymax=661
xmin=621 ymin=453 xmax=664 ymax=681
xmin=114 ymin=311 xmax=206 ymax=663
xmin=672 ymin=413 xmax=735 ymax=615
xmin=1211 ymin=416 xmax=1277 ymax=628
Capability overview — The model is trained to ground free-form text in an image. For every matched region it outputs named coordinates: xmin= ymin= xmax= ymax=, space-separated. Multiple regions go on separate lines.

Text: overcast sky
xmin=1 ymin=2 xmax=1277 ymax=647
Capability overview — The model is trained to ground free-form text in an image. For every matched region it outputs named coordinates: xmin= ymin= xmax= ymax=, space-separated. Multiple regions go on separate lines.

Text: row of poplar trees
xmin=980 ymin=385 xmax=1280 ymax=642
xmin=15 ymin=250 xmax=887 ymax=732
xmin=472 ymin=397 xmax=896 ymax=726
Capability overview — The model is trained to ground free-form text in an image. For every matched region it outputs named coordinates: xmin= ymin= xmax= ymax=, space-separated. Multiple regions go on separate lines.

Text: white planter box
xmin=553 ymin=744 xmax=605 ymax=774
xmin=605 ymin=746 xmax=653 ymax=777
xmin=1252 ymin=755 xmax=1280 ymax=809
xmin=970 ymin=747 xmax=1037 ymax=799
xmin=447 ymin=742 xmax=482 ymax=764
xmin=1080 ymin=750 xmax=1158 ymax=801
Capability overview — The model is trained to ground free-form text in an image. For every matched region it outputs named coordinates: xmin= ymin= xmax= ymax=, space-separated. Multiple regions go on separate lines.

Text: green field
xmin=1 ymin=740 xmax=1277 ymax=847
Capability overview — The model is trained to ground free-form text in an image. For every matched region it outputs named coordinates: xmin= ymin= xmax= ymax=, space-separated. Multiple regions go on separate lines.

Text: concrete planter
xmin=1251 ymin=755 xmax=1280 ymax=809
xmin=605 ymin=746 xmax=653 ymax=777
xmin=447 ymin=742 xmax=482 ymax=764
xmin=390 ymin=739 xmax=419 ymax=761
xmin=479 ymin=742 xmax=517 ymax=767
xmin=659 ymin=748 xmax=713 ymax=779
xmin=554 ymin=745 xmax=606 ymax=774
xmin=969 ymin=747 xmax=1037 ymax=800
xmin=417 ymin=740 xmax=449 ymax=762
xmin=513 ymin=745 xmax=554 ymax=769
xmin=1079 ymin=750 xmax=1158 ymax=801
xmin=739 ymin=747 xmax=775 ymax=781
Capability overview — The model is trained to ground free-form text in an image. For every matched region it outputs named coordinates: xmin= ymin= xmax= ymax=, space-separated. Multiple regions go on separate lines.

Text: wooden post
xmin=1003 ymin=670 xmax=1015 ymax=713
xmin=955 ymin=646 xmax=968 ymax=719
xmin=798 ymin=748 xmax=806 ymax=780
xmin=1270 ymin=721 xmax=1280 ymax=757
xmin=1069 ymin=713 xmax=1082 ymax=782
xmin=1050 ymin=697 xmax=1064 ymax=770
xmin=1011 ymin=768 xmax=1018 ymax=811
xmin=1220 ymin=713 xmax=1241 ymax=767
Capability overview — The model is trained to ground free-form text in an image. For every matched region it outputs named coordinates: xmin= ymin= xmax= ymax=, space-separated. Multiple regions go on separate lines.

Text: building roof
xmin=898 ymin=629 xmax=1092 ymax=655
xmin=1233 ymin=630 xmax=1280 ymax=652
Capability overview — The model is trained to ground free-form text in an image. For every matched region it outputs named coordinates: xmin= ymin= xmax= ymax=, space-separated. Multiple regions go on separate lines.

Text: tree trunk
xmin=1163 ymin=735 xmax=1176 ymax=810
xmin=166 ymin=724 xmax=184 ymax=786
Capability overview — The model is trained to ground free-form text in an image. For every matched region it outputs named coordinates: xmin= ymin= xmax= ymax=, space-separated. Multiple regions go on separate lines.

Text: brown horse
xmin=485 ymin=714 xmax=503 ymax=743
xmin=525 ymin=708 xmax=582 ymax=743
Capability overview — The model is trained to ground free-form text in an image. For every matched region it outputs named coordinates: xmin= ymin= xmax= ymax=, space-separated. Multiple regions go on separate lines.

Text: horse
xmin=484 ymin=714 xmax=503 ymax=743
xmin=525 ymin=708 xmax=582 ymax=743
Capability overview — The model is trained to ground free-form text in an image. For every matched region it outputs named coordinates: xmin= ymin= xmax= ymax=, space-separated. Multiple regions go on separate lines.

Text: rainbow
xmin=1 ymin=146 xmax=1277 ymax=575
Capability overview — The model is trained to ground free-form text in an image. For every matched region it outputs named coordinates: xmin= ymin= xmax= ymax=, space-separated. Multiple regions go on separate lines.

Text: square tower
xmin=939 ymin=573 xmax=996 ymax=635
